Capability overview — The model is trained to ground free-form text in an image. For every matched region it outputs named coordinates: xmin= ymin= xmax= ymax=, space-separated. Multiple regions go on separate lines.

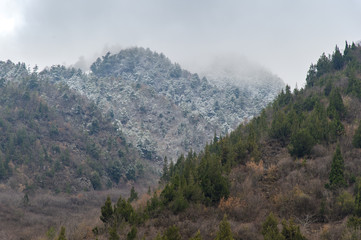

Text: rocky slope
xmin=44 ymin=47 xmax=284 ymax=161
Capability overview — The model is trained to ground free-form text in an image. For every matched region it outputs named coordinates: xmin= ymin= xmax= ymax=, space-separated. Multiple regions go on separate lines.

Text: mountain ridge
xmin=44 ymin=47 xmax=284 ymax=161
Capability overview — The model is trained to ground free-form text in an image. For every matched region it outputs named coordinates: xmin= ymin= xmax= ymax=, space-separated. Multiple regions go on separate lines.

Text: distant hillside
xmin=0 ymin=60 xmax=154 ymax=193
xmin=45 ymin=47 xmax=284 ymax=162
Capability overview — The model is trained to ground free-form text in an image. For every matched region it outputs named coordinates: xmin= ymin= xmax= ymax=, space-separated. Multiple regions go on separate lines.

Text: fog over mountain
xmin=0 ymin=0 xmax=360 ymax=88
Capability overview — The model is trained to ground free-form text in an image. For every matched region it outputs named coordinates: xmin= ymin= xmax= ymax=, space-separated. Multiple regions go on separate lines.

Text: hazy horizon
xmin=0 ymin=0 xmax=360 ymax=88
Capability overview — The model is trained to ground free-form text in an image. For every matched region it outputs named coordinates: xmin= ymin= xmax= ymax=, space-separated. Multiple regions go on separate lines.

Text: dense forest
xmin=84 ymin=42 xmax=361 ymax=240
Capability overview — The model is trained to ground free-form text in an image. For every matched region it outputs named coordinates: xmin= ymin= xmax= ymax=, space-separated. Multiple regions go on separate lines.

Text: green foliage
xmin=276 ymin=85 xmax=292 ymax=107
xmin=46 ymin=226 xmax=56 ymax=240
xmin=329 ymin=116 xmax=345 ymax=142
xmin=305 ymin=102 xmax=328 ymax=143
xmin=281 ymin=219 xmax=306 ymax=240
xmin=100 ymin=196 xmax=114 ymax=225
xmin=90 ymin=172 xmax=102 ymax=190
xmin=107 ymin=161 xmax=123 ymax=183
xmin=127 ymin=226 xmax=137 ymax=240
xmin=108 ymin=225 xmax=120 ymax=240
xmin=57 ymin=226 xmax=67 ymax=240
xmin=347 ymin=216 xmax=361 ymax=230
xmin=270 ymin=110 xmax=291 ymax=145
xmin=114 ymin=195 xmax=136 ymax=224
xmin=160 ymin=156 xmax=169 ymax=183
xmin=327 ymin=88 xmax=346 ymax=119
xmin=288 ymin=128 xmax=315 ymax=158
xmin=329 ymin=145 xmax=346 ymax=188
xmin=316 ymin=53 xmax=332 ymax=78
xmin=86 ymin=141 xmax=100 ymax=159
xmin=346 ymin=67 xmax=361 ymax=97
xmin=332 ymin=46 xmax=344 ymax=70
xmin=306 ymin=64 xmax=317 ymax=88
xmin=336 ymin=190 xmax=355 ymax=216
xmin=262 ymin=213 xmax=285 ymax=240
xmin=353 ymin=121 xmax=361 ymax=148
xmin=128 ymin=186 xmax=138 ymax=202
xmin=126 ymin=166 xmax=136 ymax=181
xmin=215 ymin=215 xmax=234 ymax=240
xmin=198 ymin=153 xmax=230 ymax=204
xmin=163 ymin=225 xmax=181 ymax=240
xmin=170 ymin=191 xmax=188 ymax=214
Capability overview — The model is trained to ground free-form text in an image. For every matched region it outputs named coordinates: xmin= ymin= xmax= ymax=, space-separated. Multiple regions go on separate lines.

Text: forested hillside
xmin=88 ymin=42 xmax=361 ymax=240
xmin=47 ymin=47 xmax=284 ymax=161
xmin=0 ymin=60 xmax=153 ymax=193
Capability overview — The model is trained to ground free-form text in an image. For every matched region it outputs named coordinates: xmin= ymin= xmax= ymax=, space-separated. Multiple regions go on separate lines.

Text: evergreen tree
xmin=332 ymin=45 xmax=344 ymax=70
xmin=100 ymin=196 xmax=114 ymax=225
xmin=262 ymin=213 xmax=285 ymax=240
xmin=329 ymin=145 xmax=346 ymax=188
xmin=269 ymin=110 xmax=291 ymax=146
xmin=215 ymin=215 xmax=234 ymax=240
xmin=306 ymin=64 xmax=317 ymax=88
xmin=127 ymin=226 xmax=137 ymax=240
xmin=161 ymin=156 xmax=169 ymax=183
xmin=327 ymin=88 xmax=345 ymax=119
xmin=128 ymin=186 xmax=138 ymax=202
xmin=198 ymin=153 xmax=229 ymax=204
xmin=353 ymin=121 xmax=361 ymax=148
xmin=288 ymin=128 xmax=315 ymax=158
xmin=281 ymin=219 xmax=306 ymax=240
xmin=114 ymin=195 xmax=135 ymax=223
xmin=316 ymin=53 xmax=332 ymax=77
xmin=329 ymin=115 xmax=345 ymax=142
xmin=307 ymin=102 xmax=328 ymax=143
xmin=163 ymin=225 xmax=181 ymax=240
xmin=57 ymin=226 xmax=67 ymax=240
xmin=108 ymin=225 xmax=120 ymax=240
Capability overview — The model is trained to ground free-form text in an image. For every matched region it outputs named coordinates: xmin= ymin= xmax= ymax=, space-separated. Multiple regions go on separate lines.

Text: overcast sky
xmin=0 ymin=0 xmax=360 ymax=87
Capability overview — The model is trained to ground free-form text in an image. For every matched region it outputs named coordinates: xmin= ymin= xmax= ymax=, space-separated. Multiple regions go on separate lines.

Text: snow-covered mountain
xmin=41 ymin=47 xmax=284 ymax=161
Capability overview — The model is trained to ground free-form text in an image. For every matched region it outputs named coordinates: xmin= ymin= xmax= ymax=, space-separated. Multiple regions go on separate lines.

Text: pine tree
xmin=108 ymin=225 xmax=120 ymax=240
xmin=127 ymin=226 xmax=137 ymax=240
xmin=57 ymin=226 xmax=67 ymax=240
xmin=329 ymin=145 xmax=346 ymax=188
xmin=281 ymin=219 xmax=306 ymax=240
xmin=114 ymin=195 xmax=135 ymax=223
xmin=215 ymin=215 xmax=234 ymax=240
xmin=353 ymin=121 xmax=361 ymax=148
xmin=332 ymin=45 xmax=344 ymax=70
xmin=100 ymin=196 xmax=114 ymax=225
xmin=327 ymin=88 xmax=345 ymax=119
xmin=128 ymin=186 xmax=138 ymax=202
xmin=163 ymin=225 xmax=181 ymax=240
xmin=288 ymin=128 xmax=315 ymax=158
xmin=161 ymin=156 xmax=169 ymax=183
xmin=262 ymin=213 xmax=285 ymax=240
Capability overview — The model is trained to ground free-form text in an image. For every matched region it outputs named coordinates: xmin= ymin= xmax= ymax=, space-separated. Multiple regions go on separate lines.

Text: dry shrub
xmin=311 ymin=144 xmax=328 ymax=158
xmin=320 ymin=223 xmax=345 ymax=240
xmin=133 ymin=193 xmax=151 ymax=209
xmin=246 ymin=160 xmax=264 ymax=177
xmin=218 ymin=196 xmax=245 ymax=214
